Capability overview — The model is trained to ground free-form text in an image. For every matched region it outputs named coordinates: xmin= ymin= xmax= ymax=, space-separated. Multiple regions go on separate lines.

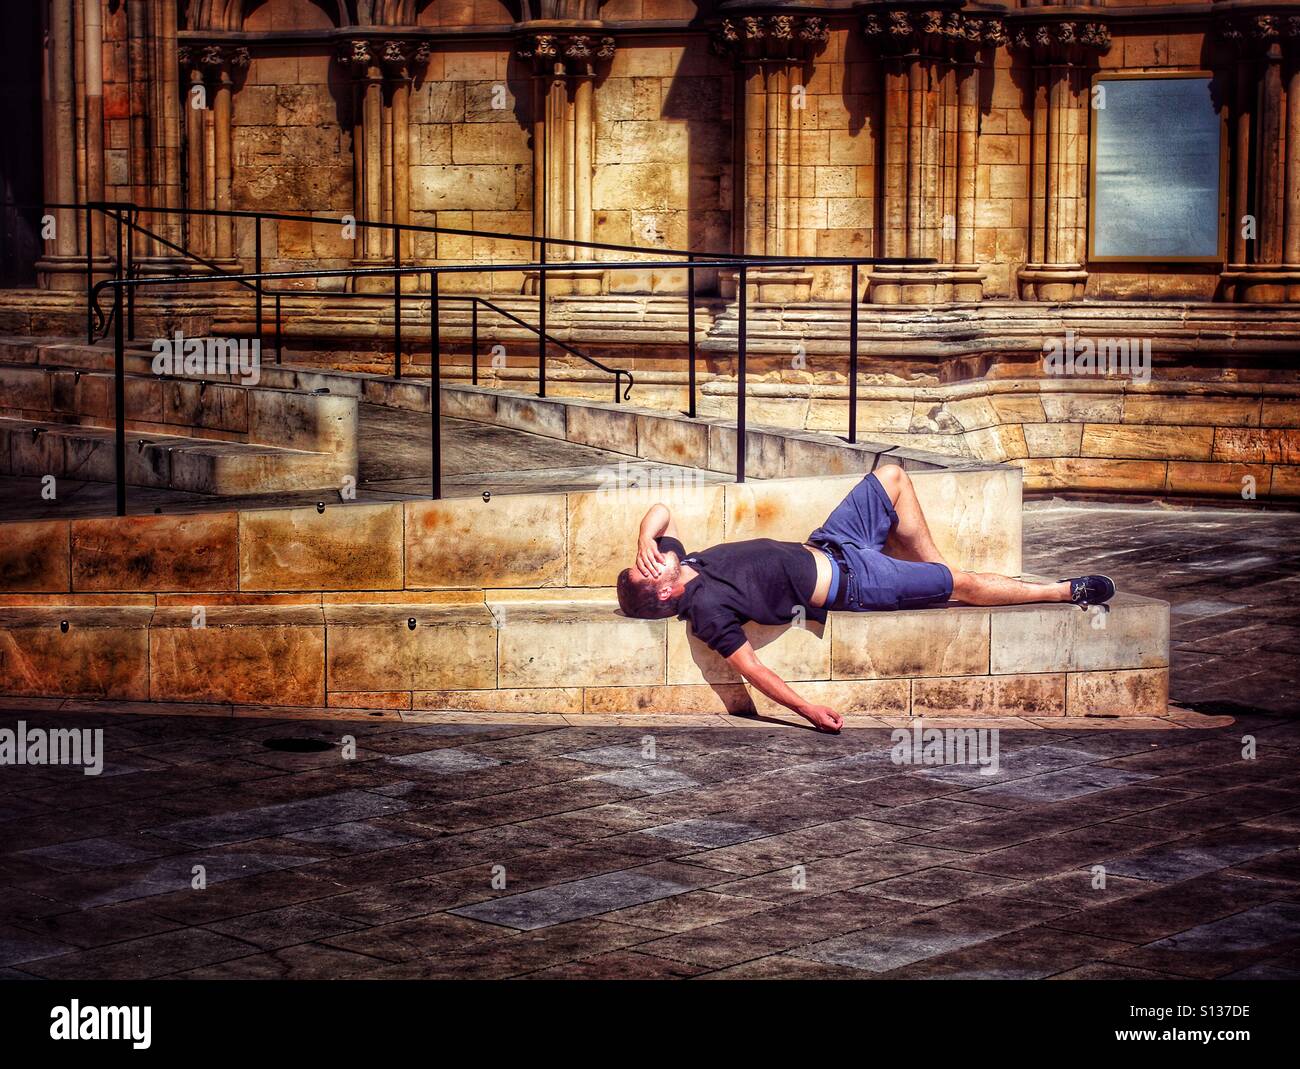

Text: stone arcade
xmin=0 ymin=0 xmax=1295 ymax=501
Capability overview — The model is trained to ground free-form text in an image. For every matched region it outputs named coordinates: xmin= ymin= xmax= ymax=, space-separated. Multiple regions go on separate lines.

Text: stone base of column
xmin=867 ymin=263 xmax=985 ymax=305
xmin=133 ymin=255 xmax=231 ymax=277
xmin=351 ymin=259 xmax=400 ymax=294
xmin=1018 ymin=264 xmax=1087 ymax=302
xmin=719 ymin=268 xmax=814 ymax=303
xmin=522 ymin=268 xmax=603 ymax=297
xmin=36 ymin=255 xmax=114 ymax=291
xmin=1220 ymin=265 xmax=1300 ymax=303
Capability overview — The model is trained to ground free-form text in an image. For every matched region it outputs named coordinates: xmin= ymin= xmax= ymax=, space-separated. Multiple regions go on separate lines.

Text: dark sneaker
xmin=1060 ymin=574 xmax=1116 ymax=610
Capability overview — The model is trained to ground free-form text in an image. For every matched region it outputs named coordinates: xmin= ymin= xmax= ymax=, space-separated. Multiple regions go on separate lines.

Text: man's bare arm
xmin=727 ymin=642 xmax=843 ymax=733
xmin=635 ymin=503 xmax=680 ymax=578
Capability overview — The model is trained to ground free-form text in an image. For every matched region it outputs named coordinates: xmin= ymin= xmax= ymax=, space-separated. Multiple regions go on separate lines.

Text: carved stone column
xmin=518 ymin=29 xmax=614 ymax=296
xmin=338 ymin=38 xmax=431 ymax=292
xmin=133 ymin=0 xmax=186 ymax=272
xmin=36 ymin=0 xmax=84 ymax=289
xmin=1219 ymin=12 xmax=1300 ymax=302
xmin=1010 ymin=17 xmax=1110 ymax=302
xmin=860 ymin=6 xmax=1000 ymax=303
xmin=82 ymin=0 xmax=105 ymax=257
xmin=711 ymin=12 xmax=829 ymax=302
xmin=180 ymin=44 xmax=248 ymax=270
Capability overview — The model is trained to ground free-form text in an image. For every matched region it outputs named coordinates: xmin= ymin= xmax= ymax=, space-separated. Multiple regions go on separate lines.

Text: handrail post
xmin=537 ymin=238 xmax=547 ymax=398
xmin=393 ymin=223 xmax=402 ymax=379
xmin=113 ymin=208 xmax=122 ymax=284
xmin=254 ymin=214 xmax=263 ymax=358
xmin=470 ymin=297 xmax=479 ymax=385
xmin=85 ymin=204 xmax=94 ymax=343
xmin=687 ymin=254 xmax=697 ymax=418
xmin=113 ymin=281 xmax=126 ymax=516
xmin=736 ymin=263 xmax=747 ymax=484
xmin=430 ymin=270 xmax=441 ymax=500
xmin=126 ymin=204 xmax=136 ymax=341
xmin=849 ymin=261 xmax=859 ymax=444
xmin=275 ymin=293 xmax=282 ymax=364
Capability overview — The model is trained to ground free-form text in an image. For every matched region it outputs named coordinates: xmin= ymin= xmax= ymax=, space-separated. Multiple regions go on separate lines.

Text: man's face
xmin=635 ymin=550 xmax=681 ymax=600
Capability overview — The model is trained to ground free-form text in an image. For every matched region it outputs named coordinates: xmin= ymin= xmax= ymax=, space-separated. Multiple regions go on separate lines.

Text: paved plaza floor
xmin=0 ymin=504 xmax=1296 ymax=980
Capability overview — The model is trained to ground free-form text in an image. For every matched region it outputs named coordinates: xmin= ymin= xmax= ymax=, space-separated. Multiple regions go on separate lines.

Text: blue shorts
xmin=809 ymin=471 xmax=954 ymax=612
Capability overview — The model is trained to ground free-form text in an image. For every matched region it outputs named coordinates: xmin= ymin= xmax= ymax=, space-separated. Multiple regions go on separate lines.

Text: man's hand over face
xmin=636 ymin=535 xmax=667 ymax=580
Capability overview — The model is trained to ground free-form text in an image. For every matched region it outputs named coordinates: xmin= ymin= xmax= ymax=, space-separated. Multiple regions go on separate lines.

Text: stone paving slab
xmin=0 ymin=706 xmax=1297 ymax=979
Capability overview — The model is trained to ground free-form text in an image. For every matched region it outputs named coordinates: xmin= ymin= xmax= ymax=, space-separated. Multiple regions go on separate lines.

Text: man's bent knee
xmin=874 ymin=464 xmax=906 ymax=492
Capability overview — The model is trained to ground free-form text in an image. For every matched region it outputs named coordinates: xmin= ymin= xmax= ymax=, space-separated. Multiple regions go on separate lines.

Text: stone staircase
xmin=0 ymin=464 xmax=1172 ymax=720
xmin=0 ymin=337 xmax=357 ymax=494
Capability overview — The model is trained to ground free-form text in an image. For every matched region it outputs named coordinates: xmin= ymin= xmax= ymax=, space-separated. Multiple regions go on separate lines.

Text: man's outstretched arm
xmin=726 ymin=642 xmax=843 ymax=733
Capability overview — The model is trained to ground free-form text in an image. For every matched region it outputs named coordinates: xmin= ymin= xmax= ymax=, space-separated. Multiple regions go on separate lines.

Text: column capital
xmin=516 ymin=30 xmax=616 ymax=77
xmin=1006 ymin=17 xmax=1111 ymax=66
xmin=378 ymin=38 xmax=433 ymax=80
xmin=179 ymin=42 xmax=250 ymax=80
xmin=709 ymin=13 xmax=831 ymax=65
xmin=336 ymin=38 xmax=379 ymax=76
xmin=1217 ymin=11 xmax=1300 ymax=59
xmin=860 ymin=6 xmax=1006 ymax=63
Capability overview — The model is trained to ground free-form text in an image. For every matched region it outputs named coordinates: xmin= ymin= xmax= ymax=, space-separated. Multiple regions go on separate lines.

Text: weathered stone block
xmin=566 ymin=402 xmax=639 ymax=456
xmin=0 ymin=606 xmax=149 ymax=699
xmin=0 ymin=521 xmax=70 ymax=592
xmin=149 ymin=605 xmax=325 ymax=706
xmin=325 ymin=603 xmax=496 ymax=692
xmin=832 ymin=608 xmax=991 ymax=680
xmin=247 ymin=388 xmax=357 ymax=457
xmin=497 ymin=603 xmax=664 ymax=688
xmin=1123 ymin=396 xmax=1260 ymax=428
xmin=1067 ymin=667 xmax=1168 ymax=716
xmin=239 ymin=503 xmax=404 ymax=591
xmin=989 ymin=595 xmax=1168 ymax=675
xmin=911 ymin=673 xmax=1066 ymax=717
xmin=496 ymin=394 xmax=567 ymax=439
xmin=637 ymin=412 xmax=708 ymax=467
xmin=1082 ymin=423 xmax=1215 ymax=461
xmin=405 ymin=493 xmax=568 ymax=589
xmin=706 ymin=424 xmax=786 ymax=479
xmin=72 ymin=512 xmax=238 ymax=593
xmin=1166 ymin=461 xmax=1271 ymax=497
xmin=413 ymin=687 xmax=582 ymax=714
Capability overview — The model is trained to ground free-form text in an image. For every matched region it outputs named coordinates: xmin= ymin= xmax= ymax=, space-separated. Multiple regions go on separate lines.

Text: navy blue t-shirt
xmin=656 ymin=535 xmax=823 ymax=658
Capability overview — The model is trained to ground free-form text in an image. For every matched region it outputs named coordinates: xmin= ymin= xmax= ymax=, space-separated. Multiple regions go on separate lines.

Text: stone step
xmin=0 ymin=417 xmax=348 ymax=495
xmin=0 ymin=343 xmax=358 ymax=456
xmin=253 ymin=364 xmax=999 ymax=483
xmin=0 ymin=592 xmax=1169 ymax=717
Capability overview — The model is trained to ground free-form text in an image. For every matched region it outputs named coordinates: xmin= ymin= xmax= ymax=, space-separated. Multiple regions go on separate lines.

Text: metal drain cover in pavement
xmin=262 ymin=737 xmax=334 ymax=753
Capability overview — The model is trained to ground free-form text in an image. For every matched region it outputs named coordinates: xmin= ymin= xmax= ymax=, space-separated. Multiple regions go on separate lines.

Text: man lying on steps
xmin=616 ymin=465 xmax=1116 ymax=735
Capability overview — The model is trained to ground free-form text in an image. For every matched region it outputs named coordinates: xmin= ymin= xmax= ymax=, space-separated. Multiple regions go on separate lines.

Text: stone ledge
xmin=0 ymin=593 xmax=1169 ymax=716
xmin=0 ymin=445 xmax=1023 ymax=595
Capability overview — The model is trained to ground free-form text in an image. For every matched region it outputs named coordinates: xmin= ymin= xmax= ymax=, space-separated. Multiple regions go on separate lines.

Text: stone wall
xmin=27 ymin=1 xmax=1300 ymax=304
xmin=0 ymin=465 xmax=1023 ymax=597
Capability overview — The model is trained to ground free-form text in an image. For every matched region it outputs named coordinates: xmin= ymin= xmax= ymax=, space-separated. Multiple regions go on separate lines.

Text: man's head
xmin=617 ymin=552 xmax=684 ymax=619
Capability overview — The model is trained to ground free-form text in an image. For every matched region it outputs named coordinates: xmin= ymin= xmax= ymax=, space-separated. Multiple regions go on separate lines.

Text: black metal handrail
xmin=24 ymin=199 xmax=931 ymax=413
xmin=90 ymin=252 xmax=931 ymax=517
xmin=263 ymin=288 xmax=634 ymax=404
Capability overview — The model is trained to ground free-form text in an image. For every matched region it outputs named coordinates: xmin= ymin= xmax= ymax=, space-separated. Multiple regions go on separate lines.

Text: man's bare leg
xmin=873 ymin=465 xmax=949 ymax=566
xmin=952 ymin=570 xmax=1070 ymax=605
xmin=872 ymin=464 xmax=1078 ymax=607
